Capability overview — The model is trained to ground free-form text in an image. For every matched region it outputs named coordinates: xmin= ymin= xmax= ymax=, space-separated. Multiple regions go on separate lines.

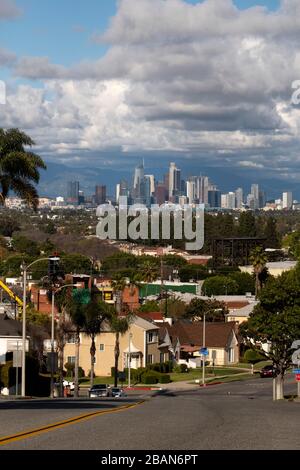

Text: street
xmin=0 ymin=376 xmax=299 ymax=450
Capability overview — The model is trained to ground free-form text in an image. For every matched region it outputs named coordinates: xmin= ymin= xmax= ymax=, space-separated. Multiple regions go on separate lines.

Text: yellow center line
xmin=0 ymin=400 xmax=145 ymax=447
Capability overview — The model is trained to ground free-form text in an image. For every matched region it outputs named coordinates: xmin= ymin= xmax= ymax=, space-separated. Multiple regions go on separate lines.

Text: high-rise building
xmin=145 ymin=175 xmax=155 ymax=195
xmin=235 ymin=188 xmax=244 ymax=209
xmin=282 ymin=191 xmax=293 ymax=210
xmin=67 ymin=181 xmax=79 ymax=204
xmin=259 ymin=190 xmax=266 ymax=209
xmin=221 ymin=192 xmax=236 ymax=210
xmin=116 ymin=180 xmax=130 ymax=205
xmin=251 ymin=184 xmax=259 ymax=210
xmin=208 ymin=189 xmax=221 ymax=208
xmin=95 ymin=185 xmax=106 ymax=205
xmin=78 ymin=190 xmax=85 ymax=205
xmin=168 ymin=162 xmax=181 ymax=200
xmin=196 ymin=176 xmax=210 ymax=204
xmin=154 ymin=183 xmax=168 ymax=205
xmin=186 ymin=180 xmax=196 ymax=204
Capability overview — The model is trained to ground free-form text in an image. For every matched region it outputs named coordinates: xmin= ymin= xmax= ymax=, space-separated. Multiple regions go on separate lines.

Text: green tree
xmin=139 ymin=300 xmax=160 ymax=313
xmin=0 ymin=128 xmax=46 ymax=209
xmin=250 ymin=246 xmax=268 ymax=298
xmin=184 ymin=298 xmax=228 ymax=322
xmin=68 ymin=299 xmax=86 ymax=397
xmin=0 ymin=215 xmax=20 ymax=237
xmin=202 ymin=275 xmax=239 ymax=296
xmin=228 ymin=272 xmax=255 ymax=295
xmin=83 ymin=299 xmax=111 ymax=387
xmin=12 ymin=235 xmax=40 ymax=257
xmin=264 ymin=217 xmax=281 ymax=248
xmin=61 ymin=254 xmax=93 ymax=275
xmin=238 ymin=212 xmax=256 ymax=237
xmin=241 ymin=266 xmax=300 ymax=399
xmin=110 ymin=312 xmax=133 ymax=387
xmin=139 ymin=260 xmax=159 ymax=299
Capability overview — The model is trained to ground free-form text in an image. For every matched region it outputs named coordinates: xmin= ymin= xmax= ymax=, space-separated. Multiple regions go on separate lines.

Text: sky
xmin=1 ymin=0 xmax=300 ymax=195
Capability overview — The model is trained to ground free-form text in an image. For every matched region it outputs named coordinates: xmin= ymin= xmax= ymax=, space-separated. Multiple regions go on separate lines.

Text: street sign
xmin=13 ymin=350 xmax=22 ymax=368
xmin=296 ymin=374 xmax=300 ymax=382
xmin=293 ymin=369 xmax=300 ymax=374
xmin=200 ymin=347 xmax=209 ymax=356
xmin=46 ymin=352 xmax=58 ymax=373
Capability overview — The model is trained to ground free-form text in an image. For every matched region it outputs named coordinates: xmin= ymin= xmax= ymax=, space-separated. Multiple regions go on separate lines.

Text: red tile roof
xmin=136 ymin=311 xmax=164 ymax=322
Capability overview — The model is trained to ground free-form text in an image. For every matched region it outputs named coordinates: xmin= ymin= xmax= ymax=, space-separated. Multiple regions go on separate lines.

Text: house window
xmin=160 ymin=353 xmax=165 ymax=363
xmin=99 ymin=344 xmax=105 ymax=352
xmin=67 ymin=356 xmax=75 ymax=364
xmin=67 ymin=334 xmax=76 ymax=344
xmin=228 ymin=348 xmax=234 ymax=363
xmin=147 ymin=354 xmax=154 ymax=365
xmin=148 ymin=332 xmax=157 ymax=343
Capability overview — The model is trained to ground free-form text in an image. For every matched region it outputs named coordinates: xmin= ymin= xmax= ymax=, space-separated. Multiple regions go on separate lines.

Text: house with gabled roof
xmin=162 ymin=320 xmax=240 ymax=368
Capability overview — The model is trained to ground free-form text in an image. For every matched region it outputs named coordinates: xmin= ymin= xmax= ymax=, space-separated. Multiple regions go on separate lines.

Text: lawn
xmin=170 ymin=367 xmax=245 ymax=382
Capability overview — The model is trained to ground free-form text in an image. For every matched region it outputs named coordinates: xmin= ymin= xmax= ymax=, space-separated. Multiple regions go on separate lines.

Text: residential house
xmin=63 ymin=316 xmax=161 ymax=377
xmin=0 ymin=313 xmax=29 ymax=365
xmin=162 ymin=320 xmax=240 ymax=368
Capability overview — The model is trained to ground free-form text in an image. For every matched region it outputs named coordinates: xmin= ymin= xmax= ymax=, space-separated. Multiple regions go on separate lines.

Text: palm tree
xmin=111 ymin=275 xmax=127 ymax=315
xmin=0 ymin=128 xmax=46 ymax=209
xmin=250 ymin=246 xmax=268 ymax=298
xmin=69 ymin=300 xmax=86 ymax=398
xmin=140 ymin=260 xmax=159 ymax=299
xmin=83 ymin=299 xmax=111 ymax=388
xmin=110 ymin=312 xmax=133 ymax=387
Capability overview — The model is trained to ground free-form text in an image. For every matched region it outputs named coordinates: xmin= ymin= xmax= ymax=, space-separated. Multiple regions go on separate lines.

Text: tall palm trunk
xmin=90 ymin=335 xmax=96 ymax=388
xmin=74 ymin=329 xmax=80 ymax=398
xmin=114 ymin=332 xmax=120 ymax=387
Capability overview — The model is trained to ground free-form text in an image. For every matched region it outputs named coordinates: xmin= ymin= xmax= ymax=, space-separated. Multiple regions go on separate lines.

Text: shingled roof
xmin=0 ymin=314 xmax=22 ymax=337
xmin=167 ymin=321 xmax=238 ymax=349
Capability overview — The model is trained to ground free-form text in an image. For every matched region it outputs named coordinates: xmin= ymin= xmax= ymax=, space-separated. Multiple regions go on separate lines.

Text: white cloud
xmin=3 ymin=0 xmax=300 ymax=179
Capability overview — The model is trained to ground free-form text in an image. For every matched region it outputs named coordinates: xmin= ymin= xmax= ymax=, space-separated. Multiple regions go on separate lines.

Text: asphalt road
xmin=0 ymin=376 xmax=299 ymax=450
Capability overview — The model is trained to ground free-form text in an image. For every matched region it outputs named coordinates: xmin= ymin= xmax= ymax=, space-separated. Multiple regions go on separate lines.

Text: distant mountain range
xmin=38 ymin=161 xmax=299 ymax=201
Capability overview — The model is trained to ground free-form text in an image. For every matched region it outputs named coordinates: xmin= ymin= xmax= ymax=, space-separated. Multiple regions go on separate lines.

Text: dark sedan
xmin=260 ymin=365 xmax=277 ymax=378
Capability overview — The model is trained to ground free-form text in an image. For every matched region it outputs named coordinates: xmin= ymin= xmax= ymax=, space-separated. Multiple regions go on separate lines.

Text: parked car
xmin=63 ymin=380 xmax=75 ymax=391
xmin=89 ymin=384 xmax=111 ymax=398
xmin=111 ymin=387 xmax=126 ymax=398
xmin=260 ymin=365 xmax=277 ymax=378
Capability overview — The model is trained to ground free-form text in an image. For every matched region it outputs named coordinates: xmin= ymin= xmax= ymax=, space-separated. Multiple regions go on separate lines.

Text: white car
xmin=63 ymin=380 xmax=75 ymax=391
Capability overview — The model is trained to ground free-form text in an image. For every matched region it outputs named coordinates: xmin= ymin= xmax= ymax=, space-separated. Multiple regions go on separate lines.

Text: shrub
xmin=142 ymin=374 xmax=158 ymax=384
xmin=159 ymin=374 xmax=171 ymax=383
xmin=179 ymin=364 xmax=189 ymax=373
xmin=244 ymin=349 xmax=265 ymax=364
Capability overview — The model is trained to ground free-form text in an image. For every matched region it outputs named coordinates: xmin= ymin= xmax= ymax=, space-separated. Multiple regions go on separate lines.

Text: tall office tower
xmin=221 ymin=194 xmax=227 ymax=209
xmin=251 ymin=184 xmax=259 ymax=210
xmin=95 ymin=185 xmax=106 ymax=205
xmin=78 ymin=190 xmax=85 ymax=205
xmin=116 ymin=179 xmax=130 ymax=205
xmin=186 ymin=180 xmax=196 ymax=204
xmin=195 ymin=176 xmax=210 ymax=204
xmin=247 ymin=193 xmax=255 ymax=209
xmin=145 ymin=175 xmax=155 ymax=195
xmin=221 ymin=192 xmax=236 ymax=209
xmin=208 ymin=189 xmax=221 ymax=208
xmin=282 ymin=191 xmax=293 ymax=209
xmin=132 ymin=163 xmax=146 ymax=204
xmin=235 ymin=188 xmax=244 ymax=209
xmin=67 ymin=181 xmax=80 ymax=204
xmin=116 ymin=184 xmax=120 ymax=204
xmin=259 ymin=190 xmax=266 ymax=209
xmin=154 ymin=183 xmax=168 ymax=205
xmin=168 ymin=162 xmax=181 ymax=200
xmin=144 ymin=175 xmax=153 ymax=207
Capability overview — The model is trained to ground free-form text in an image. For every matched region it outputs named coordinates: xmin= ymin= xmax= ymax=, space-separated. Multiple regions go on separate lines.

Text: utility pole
xmin=202 ymin=313 xmax=206 ymax=387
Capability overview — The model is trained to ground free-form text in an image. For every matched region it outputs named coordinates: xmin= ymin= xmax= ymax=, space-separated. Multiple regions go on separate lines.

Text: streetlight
xmin=202 ymin=312 xmax=206 ymax=387
xmin=20 ymin=257 xmax=53 ymax=398
xmin=50 ymin=283 xmax=81 ymax=398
